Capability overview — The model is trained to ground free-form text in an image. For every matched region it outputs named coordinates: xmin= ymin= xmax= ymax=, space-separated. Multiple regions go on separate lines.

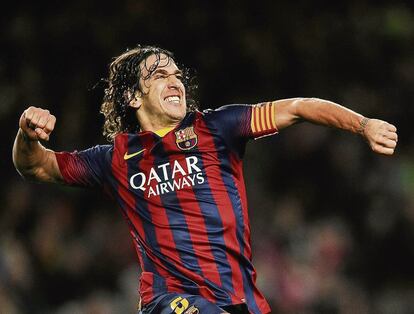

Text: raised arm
xmin=13 ymin=106 xmax=63 ymax=183
xmin=273 ymin=97 xmax=398 ymax=155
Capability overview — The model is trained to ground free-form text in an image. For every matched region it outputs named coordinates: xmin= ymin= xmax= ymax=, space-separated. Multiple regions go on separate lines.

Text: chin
xmin=165 ymin=106 xmax=186 ymax=120
xmin=171 ymin=111 xmax=186 ymax=121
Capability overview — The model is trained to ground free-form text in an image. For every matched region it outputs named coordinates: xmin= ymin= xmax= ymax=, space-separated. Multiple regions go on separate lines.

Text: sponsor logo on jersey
xmin=175 ymin=126 xmax=198 ymax=150
xmin=129 ymin=156 xmax=205 ymax=198
xmin=124 ymin=148 xmax=146 ymax=160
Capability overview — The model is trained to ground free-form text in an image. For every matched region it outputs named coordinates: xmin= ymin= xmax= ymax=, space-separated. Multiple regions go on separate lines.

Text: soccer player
xmin=13 ymin=46 xmax=398 ymax=314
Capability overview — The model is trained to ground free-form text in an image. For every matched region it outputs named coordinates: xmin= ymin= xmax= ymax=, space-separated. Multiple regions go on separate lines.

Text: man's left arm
xmin=273 ymin=97 xmax=398 ymax=155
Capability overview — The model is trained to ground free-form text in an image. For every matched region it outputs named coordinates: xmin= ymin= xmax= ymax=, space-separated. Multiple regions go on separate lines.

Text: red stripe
xmin=197 ymin=117 xmax=246 ymax=304
xmin=141 ymin=272 xmax=154 ymax=304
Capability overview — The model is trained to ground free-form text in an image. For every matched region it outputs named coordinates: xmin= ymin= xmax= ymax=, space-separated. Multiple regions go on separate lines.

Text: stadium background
xmin=1 ymin=1 xmax=413 ymax=313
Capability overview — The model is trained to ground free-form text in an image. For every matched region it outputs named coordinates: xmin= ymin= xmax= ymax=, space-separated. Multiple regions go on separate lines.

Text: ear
xmin=125 ymin=90 xmax=142 ymax=109
xmin=130 ymin=95 xmax=143 ymax=109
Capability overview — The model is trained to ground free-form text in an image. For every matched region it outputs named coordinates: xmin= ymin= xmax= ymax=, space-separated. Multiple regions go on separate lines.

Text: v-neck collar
xmin=137 ymin=112 xmax=195 ymax=139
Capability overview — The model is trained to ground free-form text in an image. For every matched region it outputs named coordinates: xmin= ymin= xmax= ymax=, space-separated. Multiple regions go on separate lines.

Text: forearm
xmin=13 ymin=129 xmax=57 ymax=181
xmin=273 ymin=97 xmax=397 ymax=155
xmin=292 ymin=98 xmax=366 ymax=134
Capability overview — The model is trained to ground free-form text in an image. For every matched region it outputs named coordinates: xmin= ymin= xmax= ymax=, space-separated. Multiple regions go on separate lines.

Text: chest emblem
xmin=175 ymin=126 xmax=198 ymax=150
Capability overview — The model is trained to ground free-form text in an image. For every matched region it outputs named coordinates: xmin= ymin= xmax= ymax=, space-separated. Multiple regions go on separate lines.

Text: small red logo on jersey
xmin=175 ymin=126 xmax=198 ymax=150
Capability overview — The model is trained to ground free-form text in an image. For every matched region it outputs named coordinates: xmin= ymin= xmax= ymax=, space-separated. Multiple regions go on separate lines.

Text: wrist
xmin=18 ymin=128 xmax=39 ymax=145
xmin=358 ymin=117 xmax=370 ymax=136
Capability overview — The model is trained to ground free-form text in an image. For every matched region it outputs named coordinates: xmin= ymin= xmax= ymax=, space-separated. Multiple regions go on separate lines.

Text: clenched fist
xmin=19 ymin=106 xmax=56 ymax=141
xmin=363 ymin=118 xmax=398 ymax=155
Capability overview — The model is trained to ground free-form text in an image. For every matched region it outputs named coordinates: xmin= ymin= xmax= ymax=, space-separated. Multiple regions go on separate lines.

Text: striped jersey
xmin=55 ymin=103 xmax=278 ymax=314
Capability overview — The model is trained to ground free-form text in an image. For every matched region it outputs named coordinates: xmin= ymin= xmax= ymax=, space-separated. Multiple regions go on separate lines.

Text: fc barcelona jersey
xmin=55 ymin=103 xmax=278 ymax=314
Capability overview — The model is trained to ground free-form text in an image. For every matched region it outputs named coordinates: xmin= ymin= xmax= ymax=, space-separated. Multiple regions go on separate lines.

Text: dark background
xmin=1 ymin=1 xmax=413 ymax=313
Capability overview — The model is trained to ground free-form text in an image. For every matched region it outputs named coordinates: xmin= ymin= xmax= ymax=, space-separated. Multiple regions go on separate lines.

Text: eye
xmin=153 ymin=74 xmax=167 ymax=80
xmin=176 ymin=74 xmax=183 ymax=81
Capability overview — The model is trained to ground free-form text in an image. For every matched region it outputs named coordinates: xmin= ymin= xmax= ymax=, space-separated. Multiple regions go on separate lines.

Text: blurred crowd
xmin=1 ymin=1 xmax=413 ymax=313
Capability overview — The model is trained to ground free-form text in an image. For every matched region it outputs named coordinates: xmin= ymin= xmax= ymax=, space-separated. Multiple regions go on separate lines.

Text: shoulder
xmin=77 ymin=145 xmax=114 ymax=169
xmin=198 ymin=104 xmax=251 ymax=123
xmin=86 ymin=144 xmax=114 ymax=157
xmin=200 ymin=104 xmax=251 ymax=115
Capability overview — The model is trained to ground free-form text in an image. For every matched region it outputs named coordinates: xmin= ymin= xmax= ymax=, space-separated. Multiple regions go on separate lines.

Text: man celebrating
xmin=13 ymin=46 xmax=398 ymax=314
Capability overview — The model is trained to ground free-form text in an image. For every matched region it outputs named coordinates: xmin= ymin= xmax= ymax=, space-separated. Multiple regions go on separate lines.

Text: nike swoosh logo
xmin=124 ymin=148 xmax=146 ymax=160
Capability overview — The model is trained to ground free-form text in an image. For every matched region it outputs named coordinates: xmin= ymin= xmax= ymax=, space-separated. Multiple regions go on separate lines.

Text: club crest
xmin=175 ymin=126 xmax=198 ymax=150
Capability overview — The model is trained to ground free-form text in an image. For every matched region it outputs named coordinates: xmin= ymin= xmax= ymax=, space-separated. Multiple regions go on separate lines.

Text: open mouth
xmin=164 ymin=95 xmax=181 ymax=104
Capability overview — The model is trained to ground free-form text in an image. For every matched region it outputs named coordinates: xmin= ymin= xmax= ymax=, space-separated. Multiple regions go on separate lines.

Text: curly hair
xmin=100 ymin=45 xmax=198 ymax=142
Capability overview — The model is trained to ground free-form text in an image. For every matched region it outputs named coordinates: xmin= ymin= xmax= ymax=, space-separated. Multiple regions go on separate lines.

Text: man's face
xmin=136 ymin=53 xmax=187 ymax=129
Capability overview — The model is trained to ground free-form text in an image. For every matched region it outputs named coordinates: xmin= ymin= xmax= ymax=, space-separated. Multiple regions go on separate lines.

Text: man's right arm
xmin=13 ymin=106 xmax=63 ymax=183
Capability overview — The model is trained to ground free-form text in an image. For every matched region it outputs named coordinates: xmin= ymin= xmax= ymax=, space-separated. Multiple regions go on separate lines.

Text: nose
xmin=167 ymin=75 xmax=182 ymax=89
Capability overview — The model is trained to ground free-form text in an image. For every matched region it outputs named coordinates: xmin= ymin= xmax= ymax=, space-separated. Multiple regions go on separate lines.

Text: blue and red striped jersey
xmin=55 ymin=103 xmax=278 ymax=314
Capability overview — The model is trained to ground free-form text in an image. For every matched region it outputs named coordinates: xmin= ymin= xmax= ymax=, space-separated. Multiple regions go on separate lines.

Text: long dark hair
xmin=100 ymin=45 xmax=198 ymax=142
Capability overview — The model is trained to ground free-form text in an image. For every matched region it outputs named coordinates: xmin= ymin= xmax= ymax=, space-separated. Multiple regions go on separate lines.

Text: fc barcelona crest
xmin=175 ymin=126 xmax=198 ymax=150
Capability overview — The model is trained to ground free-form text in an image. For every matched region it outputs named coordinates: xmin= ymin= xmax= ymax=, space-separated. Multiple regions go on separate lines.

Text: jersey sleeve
xmin=203 ymin=102 xmax=278 ymax=153
xmin=55 ymin=145 xmax=112 ymax=188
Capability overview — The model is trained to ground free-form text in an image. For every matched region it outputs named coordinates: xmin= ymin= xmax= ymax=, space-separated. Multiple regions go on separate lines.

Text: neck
xmin=138 ymin=115 xmax=182 ymax=133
